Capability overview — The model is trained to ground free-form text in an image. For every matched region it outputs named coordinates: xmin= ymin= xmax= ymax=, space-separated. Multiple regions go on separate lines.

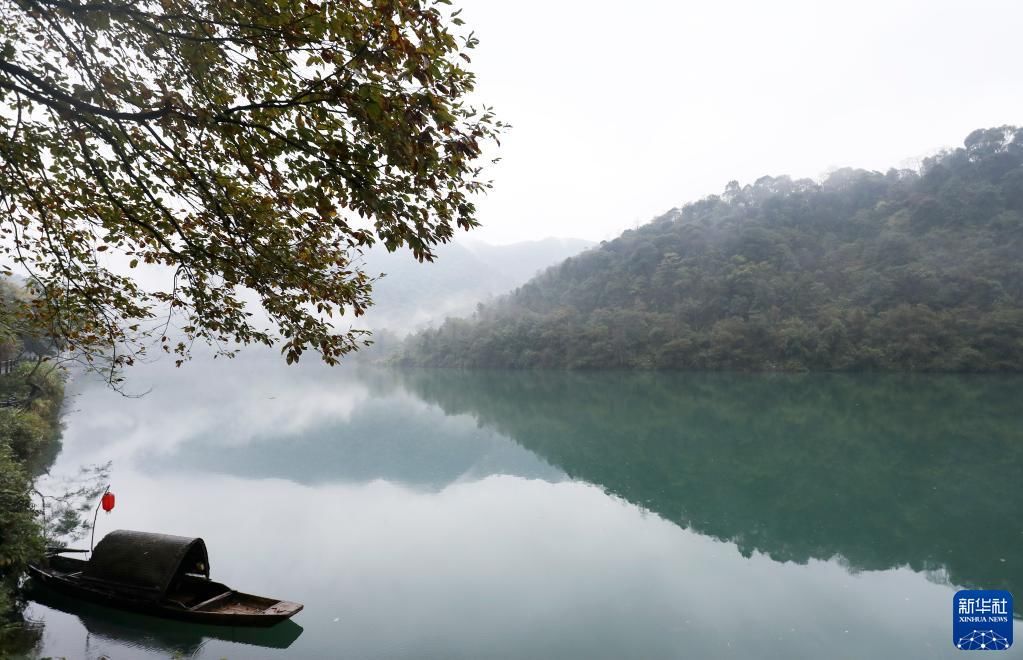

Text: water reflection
xmin=25 ymin=472 xmax=980 ymax=659
xmin=396 ymin=369 xmax=1023 ymax=598
xmin=59 ymin=354 xmax=563 ymax=489
xmin=22 ymin=359 xmax=1023 ymax=658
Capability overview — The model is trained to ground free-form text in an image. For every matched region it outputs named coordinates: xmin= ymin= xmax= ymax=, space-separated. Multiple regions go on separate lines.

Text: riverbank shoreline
xmin=0 ymin=360 xmax=65 ymax=655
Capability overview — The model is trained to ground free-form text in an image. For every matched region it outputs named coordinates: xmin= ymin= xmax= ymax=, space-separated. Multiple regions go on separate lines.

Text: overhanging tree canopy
xmin=0 ymin=0 xmax=503 ymax=376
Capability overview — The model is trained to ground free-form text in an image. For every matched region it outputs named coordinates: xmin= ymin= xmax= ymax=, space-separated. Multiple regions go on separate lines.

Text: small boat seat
xmin=189 ymin=590 xmax=235 ymax=611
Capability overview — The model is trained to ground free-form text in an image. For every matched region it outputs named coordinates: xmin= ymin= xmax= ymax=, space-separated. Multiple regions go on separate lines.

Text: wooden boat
xmin=25 ymin=582 xmax=305 ymax=651
xmin=28 ymin=530 xmax=303 ymax=627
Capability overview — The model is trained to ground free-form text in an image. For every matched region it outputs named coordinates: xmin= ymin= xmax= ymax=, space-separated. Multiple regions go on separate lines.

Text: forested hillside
xmin=397 ymin=126 xmax=1023 ymax=371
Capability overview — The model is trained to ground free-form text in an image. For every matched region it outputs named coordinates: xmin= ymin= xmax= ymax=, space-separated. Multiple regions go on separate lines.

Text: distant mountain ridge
xmin=397 ymin=126 xmax=1023 ymax=371
xmin=359 ymin=237 xmax=593 ymax=332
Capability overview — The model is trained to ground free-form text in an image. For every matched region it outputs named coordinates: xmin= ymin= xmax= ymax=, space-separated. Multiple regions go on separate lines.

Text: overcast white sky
xmin=456 ymin=0 xmax=1023 ymax=245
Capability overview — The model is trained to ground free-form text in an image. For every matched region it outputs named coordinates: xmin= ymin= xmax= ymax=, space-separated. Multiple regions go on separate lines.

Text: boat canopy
xmin=84 ymin=530 xmax=210 ymax=600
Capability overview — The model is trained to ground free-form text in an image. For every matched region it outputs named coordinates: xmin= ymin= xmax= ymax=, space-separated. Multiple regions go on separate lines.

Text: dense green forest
xmin=397 ymin=126 xmax=1023 ymax=371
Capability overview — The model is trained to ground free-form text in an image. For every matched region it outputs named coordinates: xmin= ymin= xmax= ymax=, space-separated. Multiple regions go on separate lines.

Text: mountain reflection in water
xmin=22 ymin=356 xmax=1021 ymax=659
xmin=395 ymin=369 xmax=1023 ymax=597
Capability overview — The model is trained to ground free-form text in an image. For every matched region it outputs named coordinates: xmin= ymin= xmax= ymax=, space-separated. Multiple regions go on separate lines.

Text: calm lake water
xmin=19 ymin=353 xmax=1023 ymax=659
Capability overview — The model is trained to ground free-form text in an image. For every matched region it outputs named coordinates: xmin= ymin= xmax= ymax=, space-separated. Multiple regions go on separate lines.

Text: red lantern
xmin=101 ymin=491 xmax=116 ymax=513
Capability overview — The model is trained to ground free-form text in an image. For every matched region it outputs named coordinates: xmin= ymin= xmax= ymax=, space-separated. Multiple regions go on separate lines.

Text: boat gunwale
xmin=27 ymin=555 xmax=303 ymax=627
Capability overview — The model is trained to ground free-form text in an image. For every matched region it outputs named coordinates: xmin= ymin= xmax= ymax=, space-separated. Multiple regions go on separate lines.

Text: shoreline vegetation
xmin=0 ymin=359 xmax=64 ymax=654
xmin=395 ymin=126 xmax=1023 ymax=372
xmin=0 ymin=278 xmax=67 ymax=654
